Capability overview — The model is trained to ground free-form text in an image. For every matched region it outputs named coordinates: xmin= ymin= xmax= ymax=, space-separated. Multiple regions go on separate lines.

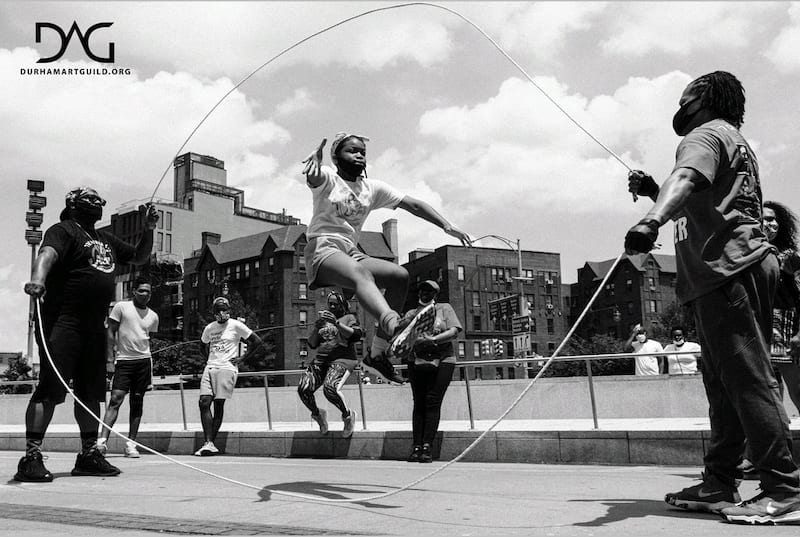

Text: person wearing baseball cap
xmin=195 ymin=297 xmax=265 ymax=456
xmin=404 ymin=280 xmax=462 ymax=463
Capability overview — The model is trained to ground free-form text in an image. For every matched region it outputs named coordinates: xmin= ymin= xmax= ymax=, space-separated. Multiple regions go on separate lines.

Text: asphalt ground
xmin=1 ymin=451 xmax=798 ymax=536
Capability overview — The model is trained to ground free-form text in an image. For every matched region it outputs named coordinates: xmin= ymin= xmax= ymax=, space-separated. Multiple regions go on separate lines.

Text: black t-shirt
xmin=40 ymin=220 xmax=136 ymax=332
xmin=774 ymin=249 xmax=800 ymax=311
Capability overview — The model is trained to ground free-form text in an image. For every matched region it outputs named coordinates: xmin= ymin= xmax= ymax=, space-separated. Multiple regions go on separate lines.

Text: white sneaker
xmin=312 ymin=409 xmax=329 ymax=434
xmin=124 ymin=441 xmax=140 ymax=458
xmin=342 ymin=410 xmax=357 ymax=438
xmin=193 ymin=441 xmax=219 ymax=456
xmin=95 ymin=440 xmax=107 ymax=456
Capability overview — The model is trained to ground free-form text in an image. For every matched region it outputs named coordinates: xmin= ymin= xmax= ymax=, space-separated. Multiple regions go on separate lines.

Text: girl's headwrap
xmin=329 ymin=131 xmax=369 ymax=168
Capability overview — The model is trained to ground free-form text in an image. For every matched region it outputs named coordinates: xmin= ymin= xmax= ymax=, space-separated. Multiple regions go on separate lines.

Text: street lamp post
xmin=472 ymin=235 xmax=532 ymax=365
xmin=472 ymin=234 xmax=528 ymax=317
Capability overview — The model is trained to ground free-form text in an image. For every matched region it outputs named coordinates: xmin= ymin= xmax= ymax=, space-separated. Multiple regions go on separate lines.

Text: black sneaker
xmin=407 ymin=445 xmax=422 ymax=462
xmin=71 ymin=448 xmax=121 ymax=477
xmin=665 ymin=473 xmax=740 ymax=513
xmin=419 ymin=443 xmax=433 ymax=463
xmin=13 ymin=451 xmax=53 ymax=482
xmin=362 ymin=354 xmax=405 ymax=385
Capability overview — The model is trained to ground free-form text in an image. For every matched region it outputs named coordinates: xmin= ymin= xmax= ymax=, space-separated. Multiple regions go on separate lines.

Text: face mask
xmin=673 ymin=336 xmax=685 ymax=346
xmin=418 ymin=291 xmax=436 ymax=306
xmin=214 ymin=311 xmax=230 ymax=323
xmin=336 ymin=159 xmax=365 ymax=178
xmin=672 ymin=96 xmax=701 ymax=136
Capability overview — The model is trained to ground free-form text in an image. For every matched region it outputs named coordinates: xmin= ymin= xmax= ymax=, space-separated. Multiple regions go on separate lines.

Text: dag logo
xmin=35 ymin=21 xmax=115 ymax=63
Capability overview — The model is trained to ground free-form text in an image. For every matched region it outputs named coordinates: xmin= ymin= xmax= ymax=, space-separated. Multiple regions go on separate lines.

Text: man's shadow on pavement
xmin=570 ymin=498 xmax=723 ymax=527
xmin=258 ymin=481 xmax=402 ymax=509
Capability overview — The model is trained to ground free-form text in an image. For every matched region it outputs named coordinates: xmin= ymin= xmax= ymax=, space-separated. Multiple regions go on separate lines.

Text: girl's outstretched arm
xmin=398 ymin=195 xmax=472 ymax=246
xmin=302 ymin=138 xmax=327 ymax=187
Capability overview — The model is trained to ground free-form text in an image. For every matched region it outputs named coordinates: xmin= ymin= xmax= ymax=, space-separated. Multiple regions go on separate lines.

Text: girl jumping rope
xmin=301 ymin=133 xmax=471 ymax=383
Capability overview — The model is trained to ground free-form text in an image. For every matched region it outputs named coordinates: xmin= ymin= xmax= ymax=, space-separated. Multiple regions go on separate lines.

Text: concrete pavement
xmin=2 ymin=452 xmax=799 ymax=536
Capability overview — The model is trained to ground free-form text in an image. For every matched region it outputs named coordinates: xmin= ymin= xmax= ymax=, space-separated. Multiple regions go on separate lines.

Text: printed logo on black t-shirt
xmin=84 ymin=239 xmax=115 ymax=273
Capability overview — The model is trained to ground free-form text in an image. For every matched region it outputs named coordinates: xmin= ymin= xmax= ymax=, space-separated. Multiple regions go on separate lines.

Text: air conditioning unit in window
xmin=649 ymin=286 xmax=656 ymax=291
xmin=546 ymin=303 xmax=554 ymax=310
xmin=299 ymin=350 xmax=308 ymax=357
xmin=545 ymin=279 xmax=553 ymax=285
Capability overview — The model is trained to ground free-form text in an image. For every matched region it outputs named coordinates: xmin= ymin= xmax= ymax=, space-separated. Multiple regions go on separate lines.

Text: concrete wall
xmin=2 ymin=374 xmax=797 ymax=427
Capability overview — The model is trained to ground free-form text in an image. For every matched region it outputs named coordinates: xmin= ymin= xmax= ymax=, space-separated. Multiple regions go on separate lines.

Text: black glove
xmin=628 ymin=170 xmax=659 ymax=199
xmin=625 ymin=218 xmax=660 ymax=254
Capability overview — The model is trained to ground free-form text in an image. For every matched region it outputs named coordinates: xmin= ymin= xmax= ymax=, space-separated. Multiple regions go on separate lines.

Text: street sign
xmin=512 ymin=315 xmax=530 ymax=334
xmin=488 ymin=294 xmax=519 ymax=321
xmin=25 ymin=211 xmax=43 ymax=227
xmin=24 ymin=229 xmax=42 ymax=245
xmin=513 ymin=332 xmax=531 ymax=356
xmin=28 ymin=194 xmax=47 ymax=210
xmin=27 ymin=180 xmax=45 ymax=193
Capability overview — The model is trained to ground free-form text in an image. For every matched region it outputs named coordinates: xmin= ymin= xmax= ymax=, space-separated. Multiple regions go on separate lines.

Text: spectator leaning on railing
xmin=663 ymin=326 xmax=701 ymax=375
xmin=624 ymin=324 xmax=663 ymax=376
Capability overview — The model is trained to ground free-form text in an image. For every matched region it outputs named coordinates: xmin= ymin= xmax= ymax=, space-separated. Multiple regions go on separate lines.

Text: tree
xmin=541 ymin=333 xmax=631 ymax=377
xmin=656 ymin=301 xmax=697 ymax=341
xmin=1 ymin=354 xmax=35 ymax=394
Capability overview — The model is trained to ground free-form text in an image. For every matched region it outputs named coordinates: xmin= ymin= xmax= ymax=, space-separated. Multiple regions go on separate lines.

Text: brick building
xmin=401 ymin=245 xmax=566 ymax=380
xmin=183 ymin=221 xmax=398 ymax=382
xmin=569 ymin=253 xmax=677 ymax=340
xmin=99 ymin=152 xmax=300 ymax=340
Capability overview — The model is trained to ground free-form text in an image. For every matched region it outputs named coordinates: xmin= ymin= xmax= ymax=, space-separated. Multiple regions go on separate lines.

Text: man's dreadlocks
xmin=692 ymin=71 xmax=746 ymax=128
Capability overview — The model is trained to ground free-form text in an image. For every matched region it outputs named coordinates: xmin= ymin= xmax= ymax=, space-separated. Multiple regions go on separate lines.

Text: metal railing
xmin=169 ymin=350 xmax=701 ymax=431
xmin=0 ymin=350 xmax=701 ymax=432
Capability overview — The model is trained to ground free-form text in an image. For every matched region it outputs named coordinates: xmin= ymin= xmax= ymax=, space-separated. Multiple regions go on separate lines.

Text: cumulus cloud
xmin=414 ymin=72 xmax=691 ymax=211
xmin=600 ymin=2 xmax=780 ymax=57
xmin=274 ymin=87 xmax=318 ymax=117
xmin=483 ymin=2 xmax=607 ymax=61
xmin=764 ymin=3 xmax=800 ymax=72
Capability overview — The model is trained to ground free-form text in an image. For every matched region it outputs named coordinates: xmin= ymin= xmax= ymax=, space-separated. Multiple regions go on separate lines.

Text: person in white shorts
xmin=98 ymin=276 xmax=159 ymax=458
xmin=195 ymin=297 xmax=265 ymax=456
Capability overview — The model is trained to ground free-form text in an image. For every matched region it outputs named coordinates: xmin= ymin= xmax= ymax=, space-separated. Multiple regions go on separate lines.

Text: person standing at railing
xmin=298 ymin=291 xmax=361 ymax=438
xmin=404 ymin=280 xmax=462 ymax=463
xmin=15 ymin=188 xmax=158 ymax=483
xmin=194 ymin=297 xmax=265 ymax=456
xmin=761 ymin=201 xmax=800 ymax=413
xmin=624 ymin=324 xmax=663 ymax=376
xmin=625 ymin=71 xmax=800 ymax=523
xmin=97 ymin=275 xmax=159 ymax=458
xmin=663 ymin=326 xmax=701 ymax=375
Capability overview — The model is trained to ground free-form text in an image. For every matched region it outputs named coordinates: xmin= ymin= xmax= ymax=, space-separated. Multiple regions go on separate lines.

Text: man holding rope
xmin=625 ymin=71 xmax=800 ymax=524
xmin=15 ymin=187 xmax=158 ymax=482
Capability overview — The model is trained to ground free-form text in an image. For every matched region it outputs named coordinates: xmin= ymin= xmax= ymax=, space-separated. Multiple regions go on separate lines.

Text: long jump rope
xmin=35 ymin=2 xmax=641 ymax=503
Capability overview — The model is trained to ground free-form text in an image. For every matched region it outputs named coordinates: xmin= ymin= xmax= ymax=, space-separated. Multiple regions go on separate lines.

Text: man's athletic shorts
xmin=32 ymin=323 xmax=106 ymax=404
xmin=199 ymin=366 xmax=238 ymax=399
xmin=111 ymin=358 xmax=153 ymax=395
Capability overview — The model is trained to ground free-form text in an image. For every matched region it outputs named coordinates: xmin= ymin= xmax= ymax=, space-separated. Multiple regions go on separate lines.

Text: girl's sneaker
xmin=389 ymin=304 xmax=436 ymax=361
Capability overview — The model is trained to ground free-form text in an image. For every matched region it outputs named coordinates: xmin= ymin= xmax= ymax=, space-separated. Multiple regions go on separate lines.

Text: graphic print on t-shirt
xmin=84 ymin=239 xmax=115 ymax=273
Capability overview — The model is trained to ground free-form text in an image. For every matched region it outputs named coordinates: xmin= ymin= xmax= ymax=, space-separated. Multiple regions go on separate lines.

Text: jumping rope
xmin=43 ymin=2 xmax=642 ymax=504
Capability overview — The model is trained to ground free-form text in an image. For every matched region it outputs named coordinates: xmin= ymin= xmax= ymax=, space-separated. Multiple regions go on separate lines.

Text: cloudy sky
xmin=2 ymin=1 xmax=800 ymax=354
